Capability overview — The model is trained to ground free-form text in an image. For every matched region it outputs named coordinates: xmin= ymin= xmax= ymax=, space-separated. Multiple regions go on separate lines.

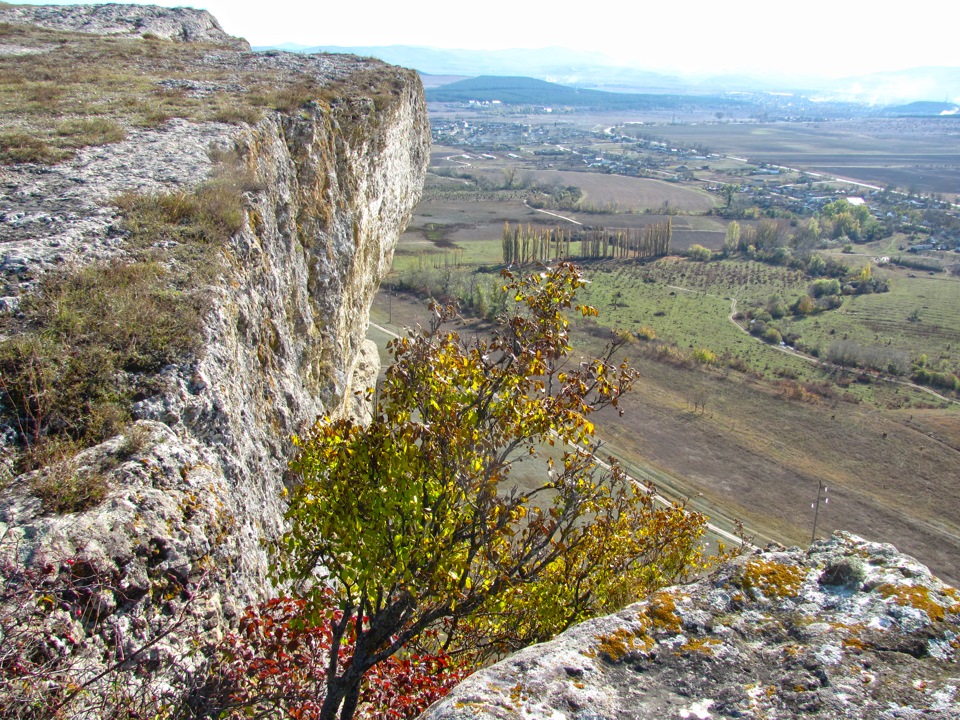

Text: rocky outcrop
xmin=423 ymin=533 xmax=960 ymax=719
xmin=0 ymin=3 xmax=428 ymax=705
xmin=0 ymin=3 xmax=249 ymax=49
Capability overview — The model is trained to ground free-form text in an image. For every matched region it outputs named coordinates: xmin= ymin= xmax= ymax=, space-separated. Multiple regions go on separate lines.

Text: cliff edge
xmin=423 ymin=532 xmax=960 ymax=719
xmin=0 ymin=2 xmax=250 ymax=48
xmin=0 ymin=2 xmax=428 ymax=708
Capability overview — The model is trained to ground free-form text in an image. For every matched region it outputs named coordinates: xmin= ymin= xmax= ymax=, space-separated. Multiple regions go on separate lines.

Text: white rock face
xmin=0 ymin=5 xmax=429 ymax=701
xmin=423 ymin=533 xmax=960 ymax=720
xmin=175 ymin=72 xmax=430 ymax=595
xmin=0 ymin=2 xmax=248 ymax=48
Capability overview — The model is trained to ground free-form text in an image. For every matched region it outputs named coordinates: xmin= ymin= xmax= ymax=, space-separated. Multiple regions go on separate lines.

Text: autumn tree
xmin=274 ymin=262 xmax=717 ymax=720
xmin=724 ymin=220 xmax=741 ymax=255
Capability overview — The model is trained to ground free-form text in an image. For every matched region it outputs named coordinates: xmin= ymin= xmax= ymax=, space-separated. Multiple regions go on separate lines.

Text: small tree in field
xmin=274 ymin=262 xmax=717 ymax=720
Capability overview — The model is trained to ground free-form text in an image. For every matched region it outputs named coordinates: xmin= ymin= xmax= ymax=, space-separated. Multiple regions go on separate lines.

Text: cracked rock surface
xmin=423 ymin=533 xmax=960 ymax=720
xmin=0 ymin=2 xmax=429 ymax=702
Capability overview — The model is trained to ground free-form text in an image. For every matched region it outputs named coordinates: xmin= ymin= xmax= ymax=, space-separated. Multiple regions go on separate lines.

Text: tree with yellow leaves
xmin=275 ymin=262 xmax=717 ymax=720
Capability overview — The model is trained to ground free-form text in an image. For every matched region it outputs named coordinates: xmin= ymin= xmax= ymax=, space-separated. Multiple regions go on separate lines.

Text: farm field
xmin=522 ymin=170 xmax=716 ymax=212
xmin=382 ymin=255 xmax=960 ymax=582
xmin=429 ymin=144 xmax=718 ymax=212
xmin=370 ymin=288 xmax=960 ymax=587
xmin=777 ymin=267 xmax=960 ymax=370
xmin=646 ymin=119 xmax=960 ymax=197
xmin=587 ymin=334 xmax=960 ymax=586
xmin=400 ymin=206 xmax=725 ymax=259
xmin=379 ymin=108 xmax=960 ymax=586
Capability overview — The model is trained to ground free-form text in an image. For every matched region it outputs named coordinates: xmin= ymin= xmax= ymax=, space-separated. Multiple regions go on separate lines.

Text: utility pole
xmin=811 ymin=480 xmax=828 ymax=544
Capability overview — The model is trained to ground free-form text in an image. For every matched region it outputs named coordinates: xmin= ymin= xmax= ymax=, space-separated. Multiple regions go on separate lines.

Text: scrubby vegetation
xmin=201 ymin=594 xmax=469 ymax=720
xmin=0 ymin=154 xmax=254 ymax=494
xmin=0 ymin=261 xmax=205 ymax=478
xmin=268 ymin=263 xmax=722 ymax=720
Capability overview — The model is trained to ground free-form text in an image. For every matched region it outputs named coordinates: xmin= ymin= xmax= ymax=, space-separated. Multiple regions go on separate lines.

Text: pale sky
xmin=13 ymin=0 xmax=959 ymax=79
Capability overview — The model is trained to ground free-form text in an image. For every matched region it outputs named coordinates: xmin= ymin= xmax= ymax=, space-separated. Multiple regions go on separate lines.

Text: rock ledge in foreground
xmin=424 ymin=532 xmax=960 ymax=719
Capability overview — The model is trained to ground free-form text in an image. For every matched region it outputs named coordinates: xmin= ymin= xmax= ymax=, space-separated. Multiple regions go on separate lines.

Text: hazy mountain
xmin=821 ymin=67 xmax=960 ymax=105
xmin=425 ymin=75 xmax=751 ymax=112
xmin=254 ymin=44 xmax=960 ymax=105
xmin=253 ymin=44 xmax=698 ymax=94
xmin=879 ymin=101 xmax=960 ymax=117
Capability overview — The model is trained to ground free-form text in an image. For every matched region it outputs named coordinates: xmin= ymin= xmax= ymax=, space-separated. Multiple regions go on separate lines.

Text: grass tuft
xmin=55 ymin=117 xmax=126 ymax=147
xmin=0 ymin=261 xmax=205 ymax=476
xmin=0 ymin=131 xmax=68 ymax=163
xmin=29 ymin=462 xmax=110 ymax=514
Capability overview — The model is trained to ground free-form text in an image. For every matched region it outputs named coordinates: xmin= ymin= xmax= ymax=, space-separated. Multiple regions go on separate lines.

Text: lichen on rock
xmin=422 ymin=532 xmax=960 ymax=719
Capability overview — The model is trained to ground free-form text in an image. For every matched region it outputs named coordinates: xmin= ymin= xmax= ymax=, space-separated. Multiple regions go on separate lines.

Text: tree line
xmin=502 ymin=221 xmax=672 ymax=265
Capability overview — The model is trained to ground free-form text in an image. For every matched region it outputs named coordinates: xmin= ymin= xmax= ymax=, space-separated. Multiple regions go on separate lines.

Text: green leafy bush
xmin=685 ymin=244 xmax=712 ymax=261
xmin=275 ymin=263 xmax=720 ymax=719
xmin=761 ymin=327 xmax=783 ymax=345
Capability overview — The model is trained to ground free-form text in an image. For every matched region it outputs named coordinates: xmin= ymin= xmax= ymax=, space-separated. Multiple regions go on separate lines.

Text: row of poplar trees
xmin=501 ymin=221 xmax=672 ymax=265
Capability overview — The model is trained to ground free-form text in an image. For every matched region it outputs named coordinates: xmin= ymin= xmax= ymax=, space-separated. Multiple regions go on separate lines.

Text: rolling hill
xmin=424 ymin=75 xmax=750 ymax=111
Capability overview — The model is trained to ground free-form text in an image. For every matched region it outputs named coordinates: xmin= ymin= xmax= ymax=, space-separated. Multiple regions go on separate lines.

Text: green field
xmin=777 ymin=268 xmax=960 ymax=368
xmin=380 ymin=110 xmax=960 ymax=584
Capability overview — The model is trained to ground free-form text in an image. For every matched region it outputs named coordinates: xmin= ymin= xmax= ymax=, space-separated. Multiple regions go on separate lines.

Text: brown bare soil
xmin=370 ymin=292 xmax=960 ymax=587
xmin=583 ymin=332 xmax=960 ymax=587
xmin=526 ymin=170 xmax=716 ymax=212
xmin=650 ymin=119 xmax=960 ymax=198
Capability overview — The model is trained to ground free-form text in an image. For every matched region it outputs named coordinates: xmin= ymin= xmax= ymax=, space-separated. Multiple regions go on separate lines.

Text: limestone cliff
xmin=0 ymin=2 xmax=428 ymax=706
xmin=423 ymin=533 xmax=960 ymax=719
xmin=0 ymin=2 xmax=250 ymax=49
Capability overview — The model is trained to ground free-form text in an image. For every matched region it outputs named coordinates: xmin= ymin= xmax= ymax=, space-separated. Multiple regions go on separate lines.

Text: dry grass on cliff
xmin=0 ymin=22 xmax=248 ymax=160
xmin=0 ymin=152 xmax=257 ymax=498
xmin=0 ymin=260 xmax=205 ymax=483
xmin=0 ymin=21 xmax=405 ymax=164
xmin=0 ymin=19 xmax=413 ymax=503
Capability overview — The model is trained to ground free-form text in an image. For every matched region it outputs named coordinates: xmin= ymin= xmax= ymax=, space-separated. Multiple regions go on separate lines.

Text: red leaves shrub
xmin=363 ymin=648 xmax=467 ymax=720
xmin=211 ymin=595 xmax=468 ymax=720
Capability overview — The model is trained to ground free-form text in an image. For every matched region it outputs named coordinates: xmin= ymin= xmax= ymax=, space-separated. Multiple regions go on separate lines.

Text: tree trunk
xmin=318 ymin=682 xmax=346 ymax=720
xmin=339 ymin=681 xmax=362 ymax=720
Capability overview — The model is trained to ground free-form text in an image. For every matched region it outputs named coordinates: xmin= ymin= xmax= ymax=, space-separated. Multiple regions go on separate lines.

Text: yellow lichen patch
xmin=878 ymin=583 xmax=948 ymax=622
xmin=842 ymin=635 xmax=866 ymax=650
xmin=587 ymin=591 xmax=688 ymax=663
xmin=644 ymin=591 xmax=684 ymax=633
xmin=677 ymin=637 xmax=723 ymax=656
xmin=826 ymin=621 xmax=870 ymax=651
xmin=942 ymin=586 xmax=960 ymax=614
xmin=738 ymin=559 xmax=805 ymax=600
xmin=588 ymin=626 xmax=655 ymax=662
